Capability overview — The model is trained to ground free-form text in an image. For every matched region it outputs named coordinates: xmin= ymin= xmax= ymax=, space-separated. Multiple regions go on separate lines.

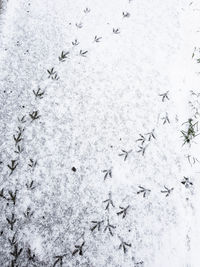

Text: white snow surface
xmin=0 ymin=0 xmax=200 ymax=266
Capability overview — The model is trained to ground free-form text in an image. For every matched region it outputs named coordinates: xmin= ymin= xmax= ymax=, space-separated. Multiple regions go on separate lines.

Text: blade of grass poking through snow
xmin=181 ymin=118 xmax=199 ymax=145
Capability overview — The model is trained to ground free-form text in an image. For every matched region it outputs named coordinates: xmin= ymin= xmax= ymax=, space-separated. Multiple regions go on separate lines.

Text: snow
xmin=0 ymin=0 xmax=200 ymax=266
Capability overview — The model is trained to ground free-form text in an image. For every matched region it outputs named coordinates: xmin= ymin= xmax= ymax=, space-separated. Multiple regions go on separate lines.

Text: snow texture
xmin=0 ymin=0 xmax=200 ymax=266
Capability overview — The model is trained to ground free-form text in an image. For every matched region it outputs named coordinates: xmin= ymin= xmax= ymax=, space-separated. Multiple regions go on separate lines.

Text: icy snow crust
xmin=0 ymin=0 xmax=200 ymax=266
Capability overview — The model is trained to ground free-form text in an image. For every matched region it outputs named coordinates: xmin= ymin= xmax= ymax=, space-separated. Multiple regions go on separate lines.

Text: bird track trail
xmin=0 ymin=0 xmax=200 ymax=266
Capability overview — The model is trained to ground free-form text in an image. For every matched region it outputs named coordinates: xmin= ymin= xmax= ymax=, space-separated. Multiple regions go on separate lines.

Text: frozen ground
xmin=0 ymin=0 xmax=200 ymax=266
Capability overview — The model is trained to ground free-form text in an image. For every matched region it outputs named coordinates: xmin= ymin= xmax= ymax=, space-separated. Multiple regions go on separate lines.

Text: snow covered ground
xmin=0 ymin=0 xmax=200 ymax=266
